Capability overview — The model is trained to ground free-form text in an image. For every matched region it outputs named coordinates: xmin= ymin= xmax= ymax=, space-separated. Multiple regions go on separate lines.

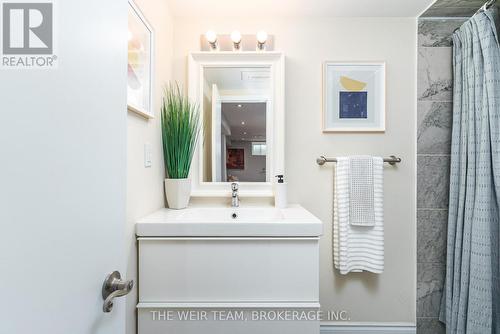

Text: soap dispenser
xmin=274 ymin=175 xmax=287 ymax=209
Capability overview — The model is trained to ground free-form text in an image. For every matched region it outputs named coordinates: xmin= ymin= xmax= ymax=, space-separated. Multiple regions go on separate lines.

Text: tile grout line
xmin=418 ymin=46 xmax=454 ymax=50
xmin=417 ymin=154 xmax=451 ymax=157
xmin=417 ymin=260 xmax=446 ymax=264
xmin=417 ymin=100 xmax=454 ymax=103
xmin=417 ymin=100 xmax=453 ymax=103
xmin=419 ymin=17 xmax=470 ymax=20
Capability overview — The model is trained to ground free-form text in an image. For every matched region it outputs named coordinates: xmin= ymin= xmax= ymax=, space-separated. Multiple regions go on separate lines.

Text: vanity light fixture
xmin=231 ymin=30 xmax=242 ymax=51
xmin=256 ymin=30 xmax=268 ymax=51
xmin=205 ymin=30 xmax=218 ymax=51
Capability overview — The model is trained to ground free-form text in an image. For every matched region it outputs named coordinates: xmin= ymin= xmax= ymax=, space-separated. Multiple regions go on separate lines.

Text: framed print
xmin=323 ymin=62 xmax=385 ymax=132
xmin=127 ymin=1 xmax=154 ymax=118
xmin=226 ymin=148 xmax=245 ymax=169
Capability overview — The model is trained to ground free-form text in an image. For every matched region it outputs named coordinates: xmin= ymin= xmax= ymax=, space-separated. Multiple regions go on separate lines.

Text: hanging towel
xmin=349 ymin=156 xmax=375 ymax=226
xmin=333 ymin=156 xmax=384 ymax=274
xmin=333 ymin=157 xmax=348 ymax=271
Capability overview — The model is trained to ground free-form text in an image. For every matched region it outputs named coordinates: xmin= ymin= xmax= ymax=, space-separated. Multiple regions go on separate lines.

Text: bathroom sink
xmin=135 ymin=205 xmax=323 ymax=237
xmin=176 ymin=207 xmax=284 ymax=222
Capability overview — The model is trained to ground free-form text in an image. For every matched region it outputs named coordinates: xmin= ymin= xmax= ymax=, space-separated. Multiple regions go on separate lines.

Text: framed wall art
xmin=323 ymin=62 xmax=385 ymax=132
xmin=226 ymin=148 xmax=245 ymax=170
xmin=127 ymin=1 xmax=154 ymax=118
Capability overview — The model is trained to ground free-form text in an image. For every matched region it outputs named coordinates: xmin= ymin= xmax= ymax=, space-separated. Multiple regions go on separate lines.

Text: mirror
xmin=202 ymin=67 xmax=271 ymax=183
xmin=188 ymin=52 xmax=284 ymax=196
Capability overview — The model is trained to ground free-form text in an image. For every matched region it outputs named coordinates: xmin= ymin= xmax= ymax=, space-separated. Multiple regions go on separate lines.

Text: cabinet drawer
xmin=138 ymin=237 xmax=319 ymax=302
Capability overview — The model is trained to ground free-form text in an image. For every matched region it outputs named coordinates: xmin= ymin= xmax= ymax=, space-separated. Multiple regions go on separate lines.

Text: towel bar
xmin=316 ymin=155 xmax=402 ymax=166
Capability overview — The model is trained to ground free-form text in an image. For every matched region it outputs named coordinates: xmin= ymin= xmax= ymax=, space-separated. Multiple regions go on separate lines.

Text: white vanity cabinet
xmin=136 ymin=205 xmax=323 ymax=334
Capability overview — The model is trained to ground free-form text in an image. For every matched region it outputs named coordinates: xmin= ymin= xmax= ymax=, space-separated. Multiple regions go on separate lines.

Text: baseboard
xmin=320 ymin=324 xmax=416 ymax=334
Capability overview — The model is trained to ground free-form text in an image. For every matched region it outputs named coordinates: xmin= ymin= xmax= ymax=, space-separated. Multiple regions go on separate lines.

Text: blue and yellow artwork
xmin=338 ymin=76 xmax=368 ymax=119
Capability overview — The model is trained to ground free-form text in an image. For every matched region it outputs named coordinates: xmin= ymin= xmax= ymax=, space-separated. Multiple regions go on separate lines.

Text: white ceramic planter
xmin=164 ymin=178 xmax=191 ymax=209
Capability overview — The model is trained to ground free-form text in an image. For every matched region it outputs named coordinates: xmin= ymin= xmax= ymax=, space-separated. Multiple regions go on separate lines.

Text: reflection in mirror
xmin=202 ymin=67 xmax=270 ymax=183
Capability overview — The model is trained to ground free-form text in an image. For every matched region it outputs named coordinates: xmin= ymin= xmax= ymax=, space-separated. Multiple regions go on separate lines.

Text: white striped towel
xmin=333 ymin=156 xmax=384 ymax=274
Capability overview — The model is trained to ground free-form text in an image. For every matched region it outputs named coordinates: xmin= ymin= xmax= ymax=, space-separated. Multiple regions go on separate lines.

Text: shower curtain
xmin=440 ymin=7 xmax=500 ymax=334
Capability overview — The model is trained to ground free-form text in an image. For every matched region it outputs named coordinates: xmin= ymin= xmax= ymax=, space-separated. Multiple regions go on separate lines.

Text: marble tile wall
xmin=421 ymin=0 xmax=485 ymax=17
xmin=416 ymin=17 xmax=465 ymax=334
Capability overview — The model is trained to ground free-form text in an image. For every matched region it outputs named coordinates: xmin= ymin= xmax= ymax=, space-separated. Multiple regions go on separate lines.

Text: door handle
xmin=102 ymin=271 xmax=133 ymax=313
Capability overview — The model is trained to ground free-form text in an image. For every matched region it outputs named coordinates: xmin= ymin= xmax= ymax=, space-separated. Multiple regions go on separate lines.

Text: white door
xmin=211 ymin=84 xmax=222 ymax=182
xmin=0 ymin=1 xmax=129 ymax=333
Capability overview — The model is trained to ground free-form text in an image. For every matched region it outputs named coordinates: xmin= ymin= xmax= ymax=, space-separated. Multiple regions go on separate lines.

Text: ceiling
xmin=421 ymin=0 xmax=487 ymax=17
xmin=222 ymin=103 xmax=266 ymax=142
xmin=204 ymin=67 xmax=270 ymax=92
xmin=166 ymin=0 xmax=436 ymax=18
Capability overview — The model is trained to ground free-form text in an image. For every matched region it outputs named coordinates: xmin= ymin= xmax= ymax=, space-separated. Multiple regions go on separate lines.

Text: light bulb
xmin=205 ymin=30 xmax=217 ymax=44
xmin=205 ymin=30 xmax=218 ymax=51
xmin=231 ymin=30 xmax=242 ymax=43
xmin=256 ymin=31 xmax=268 ymax=44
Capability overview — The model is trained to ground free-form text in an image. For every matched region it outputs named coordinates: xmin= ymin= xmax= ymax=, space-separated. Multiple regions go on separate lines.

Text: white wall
xmin=173 ymin=17 xmax=417 ymax=324
xmin=126 ymin=1 xmax=174 ymax=333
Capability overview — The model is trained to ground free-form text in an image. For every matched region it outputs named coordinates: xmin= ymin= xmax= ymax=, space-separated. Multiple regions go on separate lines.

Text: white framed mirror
xmin=188 ymin=52 xmax=285 ymax=197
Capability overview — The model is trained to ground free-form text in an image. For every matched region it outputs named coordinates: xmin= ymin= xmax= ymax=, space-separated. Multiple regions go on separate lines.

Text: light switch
xmin=144 ymin=143 xmax=152 ymax=168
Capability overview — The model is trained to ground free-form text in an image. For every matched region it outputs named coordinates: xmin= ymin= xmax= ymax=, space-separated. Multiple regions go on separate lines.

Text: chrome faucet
xmin=231 ymin=182 xmax=239 ymax=207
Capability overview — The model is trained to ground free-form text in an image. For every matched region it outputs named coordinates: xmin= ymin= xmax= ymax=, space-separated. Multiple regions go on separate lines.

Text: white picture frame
xmin=127 ymin=1 xmax=154 ymax=119
xmin=323 ymin=62 xmax=385 ymax=132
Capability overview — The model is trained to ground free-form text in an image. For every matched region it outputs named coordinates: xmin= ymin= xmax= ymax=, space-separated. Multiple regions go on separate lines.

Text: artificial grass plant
xmin=161 ymin=83 xmax=200 ymax=179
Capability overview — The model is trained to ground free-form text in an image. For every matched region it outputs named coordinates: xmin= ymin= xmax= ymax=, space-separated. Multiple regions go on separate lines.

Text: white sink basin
xmin=175 ymin=207 xmax=284 ymax=222
xmin=136 ymin=205 xmax=323 ymax=237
